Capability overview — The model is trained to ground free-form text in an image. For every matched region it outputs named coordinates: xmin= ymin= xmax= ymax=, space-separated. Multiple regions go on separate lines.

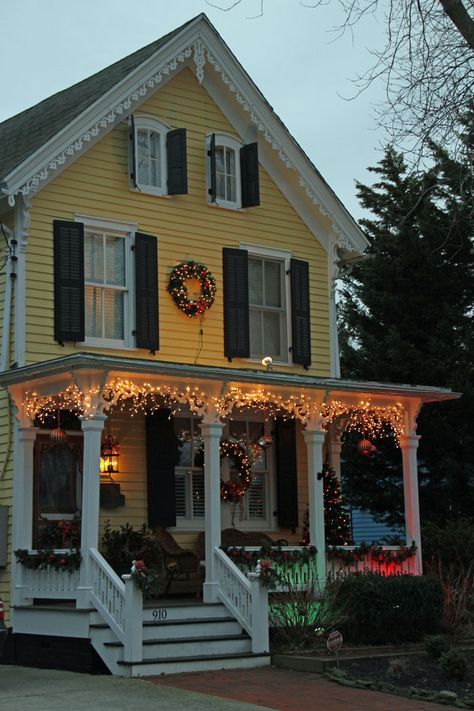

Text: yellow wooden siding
xmin=26 ymin=67 xmax=330 ymax=375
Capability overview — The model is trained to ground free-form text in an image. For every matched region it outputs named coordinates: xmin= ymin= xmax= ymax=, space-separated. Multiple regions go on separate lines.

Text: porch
xmin=2 ymin=353 xmax=457 ymax=675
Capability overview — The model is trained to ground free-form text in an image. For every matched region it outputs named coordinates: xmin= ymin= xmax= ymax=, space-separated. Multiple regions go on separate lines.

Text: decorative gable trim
xmin=2 ymin=16 xmax=367 ymax=254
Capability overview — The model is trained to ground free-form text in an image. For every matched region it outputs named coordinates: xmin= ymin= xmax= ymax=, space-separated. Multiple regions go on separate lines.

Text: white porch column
xmin=200 ymin=412 xmax=224 ymax=603
xmin=77 ymin=414 xmax=106 ymax=608
xmin=399 ymin=434 xmax=422 ymax=575
xmin=327 ymin=427 xmax=342 ymax=482
xmin=11 ymin=423 xmax=38 ymax=605
xmin=303 ymin=426 xmax=326 ymax=583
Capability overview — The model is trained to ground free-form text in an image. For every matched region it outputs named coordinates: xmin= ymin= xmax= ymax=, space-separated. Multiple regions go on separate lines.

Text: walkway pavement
xmin=153 ymin=667 xmax=452 ymax=710
xmin=0 ymin=665 xmax=271 ymax=711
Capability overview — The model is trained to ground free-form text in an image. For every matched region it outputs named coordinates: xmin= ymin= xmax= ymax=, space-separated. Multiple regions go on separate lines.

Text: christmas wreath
xmin=167 ymin=260 xmax=216 ymax=317
xmin=194 ymin=439 xmax=252 ymax=503
xmin=219 ymin=440 xmax=252 ymax=503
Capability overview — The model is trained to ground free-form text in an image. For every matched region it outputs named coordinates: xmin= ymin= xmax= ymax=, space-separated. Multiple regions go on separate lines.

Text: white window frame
xmin=76 ymin=215 xmax=136 ymax=350
xmin=172 ymin=411 xmax=278 ymax=532
xmin=206 ymin=133 xmax=243 ymax=210
xmin=242 ymin=243 xmax=293 ymax=366
xmin=131 ymin=115 xmax=169 ymax=197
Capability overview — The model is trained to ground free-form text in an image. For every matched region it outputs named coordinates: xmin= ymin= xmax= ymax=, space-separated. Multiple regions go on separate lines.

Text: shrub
xmin=387 ymin=656 xmax=409 ymax=677
xmin=100 ymin=521 xmax=162 ymax=579
xmin=424 ymin=634 xmax=450 ymax=661
xmin=269 ymin=575 xmax=344 ymax=652
xmin=332 ymin=573 xmax=443 ymax=645
xmin=439 ymin=649 xmax=467 ymax=680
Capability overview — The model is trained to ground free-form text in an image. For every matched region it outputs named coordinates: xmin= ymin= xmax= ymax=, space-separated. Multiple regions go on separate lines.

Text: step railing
xmin=214 ymin=547 xmax=269 ymax=654
xmin=88 ymin=548 xmax=143 ymax=662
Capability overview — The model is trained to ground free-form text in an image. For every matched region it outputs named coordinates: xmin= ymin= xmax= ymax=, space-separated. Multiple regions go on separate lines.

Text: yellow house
xmin=0 ymin=14 xmax=457 ymax=675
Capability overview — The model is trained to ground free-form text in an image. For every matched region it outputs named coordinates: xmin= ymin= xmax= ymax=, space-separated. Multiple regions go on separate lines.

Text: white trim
xmin=75 ymin=216 xmax=136 ymax=350
xmin=2 ymin=16 xmax=368 ymax=255
xmin=13 ymin=196 xmax=30 ymax=368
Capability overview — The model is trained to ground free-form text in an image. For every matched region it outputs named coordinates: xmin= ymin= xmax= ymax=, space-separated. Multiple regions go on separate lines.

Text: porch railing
xmin=214 ymin=547 xmax=269 ymax=653
xmin=15 ymin=551 xmax=80 ymax=601
xmin=326 ymin=545 xmax=417 ymax=577
xmin=88 ymin=548 xmax=143 ymax=662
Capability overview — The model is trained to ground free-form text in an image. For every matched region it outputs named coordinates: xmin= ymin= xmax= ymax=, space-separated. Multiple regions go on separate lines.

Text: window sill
xmin=130 ymin=185 xmax=171 ymax=198
xmin=246 ymin=356 xmax=292 ymax=367
xmin=207 ymin=200 xmax=247 ymax=213
xmin=77 ymin=339 xmax=138 ymax=351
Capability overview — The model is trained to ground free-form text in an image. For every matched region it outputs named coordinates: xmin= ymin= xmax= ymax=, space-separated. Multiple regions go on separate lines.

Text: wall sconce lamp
xmin=100 ymin=435 xmax=120 ymax=478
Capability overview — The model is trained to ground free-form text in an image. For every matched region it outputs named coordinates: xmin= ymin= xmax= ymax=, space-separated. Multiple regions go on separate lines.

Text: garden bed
xmin=274 ymin=645 xmax=474 ymax=707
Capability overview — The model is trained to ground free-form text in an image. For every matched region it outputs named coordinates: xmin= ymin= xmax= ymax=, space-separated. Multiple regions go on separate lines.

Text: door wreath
xmin=167 ymin=260 xmax=217 ymax=317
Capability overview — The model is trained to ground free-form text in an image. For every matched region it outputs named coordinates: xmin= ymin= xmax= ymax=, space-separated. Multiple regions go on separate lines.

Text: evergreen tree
xmin=302 ymin=467 xmax=352 ymax=544
xmin=339 ymin=111 xmax=474 ymax=525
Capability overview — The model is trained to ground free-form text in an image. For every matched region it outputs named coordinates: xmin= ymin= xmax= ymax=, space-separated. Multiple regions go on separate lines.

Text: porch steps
xmin=90 ymin=600 xmax=271 ymax=676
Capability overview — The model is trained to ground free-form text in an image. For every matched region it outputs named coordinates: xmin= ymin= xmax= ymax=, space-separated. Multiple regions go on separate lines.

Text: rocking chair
xmin=154 ymin=527 xmax=201 ymax=598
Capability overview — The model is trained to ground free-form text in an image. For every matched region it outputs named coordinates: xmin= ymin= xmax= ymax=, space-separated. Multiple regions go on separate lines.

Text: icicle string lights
xmin=22 ymin=383 xmax=405 ymax=438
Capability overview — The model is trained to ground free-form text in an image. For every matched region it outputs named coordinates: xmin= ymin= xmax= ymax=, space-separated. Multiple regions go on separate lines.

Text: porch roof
xmin=0 ymin=352 xmax=459 ymax=405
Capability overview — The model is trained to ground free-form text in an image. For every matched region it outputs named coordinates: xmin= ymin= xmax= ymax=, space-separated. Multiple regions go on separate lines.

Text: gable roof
xmin=0 ymin=14 xmax=369 ymax=254
xmin=0 ymin=18 xmax=194 ymax=181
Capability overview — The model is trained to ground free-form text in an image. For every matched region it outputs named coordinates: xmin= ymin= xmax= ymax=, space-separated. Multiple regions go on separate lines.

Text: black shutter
xmin=275 ymin=418 xmax=298 ymax=531
xmin=208 ymin=133 xmax=217 ymax=202
xmin=134 ymin=233 xmax=159 ymax=353
xmin=290 ymin=258 xmax=311 ymax=368
xmin=167 ymin=128 xmax=188 ymax=195
xmin=53 ymin=220 xmax=84 ymax=345
xmin=223 ymin=247 xmax=250 ymax=359
xmin=129 ymin=115 xmax=137 ymax=188
xmin=240 ymin=142 xmax=260 ymax=208
xmin=146 ymin=409 xmax=179 ymax=528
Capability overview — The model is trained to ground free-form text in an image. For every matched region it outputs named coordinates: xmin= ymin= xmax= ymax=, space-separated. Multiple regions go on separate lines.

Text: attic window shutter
xmin=146 ymin=409 xmax=178 ymax=528
xmin=275 ymin=418 xmax=298 ymax=531
xmin=208 ymin=133 xmax=217 ymax=202
xmin=223 ymin=247 xmax=250 ymax=360
xmin=290 ymin=258 xmax=311 ymax=368
xmin=134 ymin=232 xmax=159 ymax=354
xmin=54 ymin=220 xmax=85 ymax=345
xmin=240 ymin=142 xmax=260 ymax=208
xmin=129 ymin=115 xmax=137 ymax=188
xmin=167 ymin=128 xmax=188 ymax=194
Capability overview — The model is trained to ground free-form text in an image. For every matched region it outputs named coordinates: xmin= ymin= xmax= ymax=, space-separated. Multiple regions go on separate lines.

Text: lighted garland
xmin=167 ymin=261 xmax=216 ymax=317
xmin=219 ymin=439 xmax=253 ymax=503
xmin=327 ymin=541 xmax=417 ymax=566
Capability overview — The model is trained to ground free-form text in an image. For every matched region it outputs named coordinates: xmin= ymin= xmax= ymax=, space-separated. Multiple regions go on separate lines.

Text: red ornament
xmin=357 ymin=437 xmax=377 ymax=456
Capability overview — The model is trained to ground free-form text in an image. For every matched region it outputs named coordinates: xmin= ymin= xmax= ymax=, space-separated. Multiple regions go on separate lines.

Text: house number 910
xmin=152 ymin=609 xmax=168 ymax=621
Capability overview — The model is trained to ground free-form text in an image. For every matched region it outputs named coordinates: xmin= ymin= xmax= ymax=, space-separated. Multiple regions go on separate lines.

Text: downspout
xmin=0 ymin=222 xmax=15 ymax=372
xmin=12 ymin=195 xmax=30 ymax=369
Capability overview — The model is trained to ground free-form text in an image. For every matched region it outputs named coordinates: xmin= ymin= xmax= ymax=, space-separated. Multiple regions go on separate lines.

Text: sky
xmin=1 ymin=0 xmax=387 ymax=221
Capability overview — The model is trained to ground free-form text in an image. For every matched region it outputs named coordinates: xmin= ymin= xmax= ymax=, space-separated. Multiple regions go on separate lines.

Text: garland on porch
xmin=167 ymin=260 xmax=217 ymax=317
xmin=222 ymin=545 xmax=317 ymax=569
xmin=327 ymin=541 xmax=417 ymax=566
xmin=14 ymin=548 xmax=81 ymax=572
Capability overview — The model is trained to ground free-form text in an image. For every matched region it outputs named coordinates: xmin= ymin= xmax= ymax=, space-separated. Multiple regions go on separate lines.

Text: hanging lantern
xmin=50 ymin=402 xmax=67 ymax=443
xmin=100 ymin=435 xmax=120 ymax=476
xmin=357 ymin=437 xmax=376 ymax=456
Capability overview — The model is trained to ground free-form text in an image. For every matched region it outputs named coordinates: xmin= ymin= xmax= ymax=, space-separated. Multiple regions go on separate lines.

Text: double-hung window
xmin=248 ymin=253 xmax=289 ymax=362
xmin=84 ymin=229 xmax=130 ymax=347
xmin=129 ymin=115 xmax=188 ymax=196
xmin=207 ymin=133 xmax=260 ymax=209
xmin=174 ymin=416 xmax=204 ymax=523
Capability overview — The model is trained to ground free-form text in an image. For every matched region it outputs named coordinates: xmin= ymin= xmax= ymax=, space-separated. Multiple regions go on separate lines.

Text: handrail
xmin=88 ymin=548 xmax=142 ymax=662
xmin=214 ymin=547 xmax=269 ymax=654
